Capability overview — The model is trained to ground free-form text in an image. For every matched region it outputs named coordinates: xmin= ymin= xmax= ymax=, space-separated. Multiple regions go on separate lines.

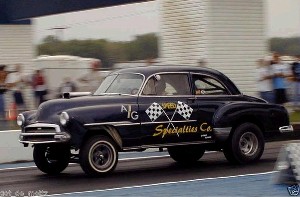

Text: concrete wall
xmin=159 ymin=0 xmax=267 ymax=96
xmin=0 ymin=130 xmax=33 ymax=163
xmin=0 ymin=24 xmax=36 ymax=111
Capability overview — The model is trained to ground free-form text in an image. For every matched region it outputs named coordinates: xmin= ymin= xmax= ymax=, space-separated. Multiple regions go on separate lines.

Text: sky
xmin=33 ymin=0 xmax=300 ymax=43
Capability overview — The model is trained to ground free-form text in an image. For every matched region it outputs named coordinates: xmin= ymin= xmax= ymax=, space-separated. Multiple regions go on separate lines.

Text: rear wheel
xmin=80 ymin=135 xmax=118 ymax=176
xmin=33 ymin=144 xmax=70 ymax=174
xmin=168 ymin=145 xmax=205 ymax=164
xmin=223 ymin=123 xmax=264 ymax=164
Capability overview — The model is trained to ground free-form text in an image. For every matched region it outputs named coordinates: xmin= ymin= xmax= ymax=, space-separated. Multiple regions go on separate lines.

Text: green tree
xmin=37 ymin=33 xmax=159 ymax=68
xmin=269 ymin=37 xmax=300 ymax=56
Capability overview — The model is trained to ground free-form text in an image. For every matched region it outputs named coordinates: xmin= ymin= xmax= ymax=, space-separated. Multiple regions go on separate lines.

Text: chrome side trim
xmin=84 ymin=120 xmax=198 ymax=127
xmin=122 ymin=140 xmax=214 ymax=151
xmin=84 ymin=121 xmax=140 ymax=127
xmin=213 ymin=127 xmax=232 ymax=142
xmin=279 ymin=125 xmax=294 ymax=133
xmin=141 ymin=120 xmax=197 ymax=125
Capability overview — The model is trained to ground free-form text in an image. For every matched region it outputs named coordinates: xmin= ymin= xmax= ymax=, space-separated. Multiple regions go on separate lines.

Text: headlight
xmin=17 ymin=114 xmax=25 ymax=126
xmin=60 ymin=112 xmax=70 ymax=126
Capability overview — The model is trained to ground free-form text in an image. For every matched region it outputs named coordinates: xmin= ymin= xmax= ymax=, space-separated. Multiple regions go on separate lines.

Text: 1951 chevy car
xmin=17 ymin=65 xmax=293 ymax=176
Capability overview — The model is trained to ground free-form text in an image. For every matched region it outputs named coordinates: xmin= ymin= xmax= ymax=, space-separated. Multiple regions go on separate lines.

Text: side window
xmin=192 ymin=75 xmax=229 ymax=95
xmin=142 ymin=74 xmax=191 ymax=96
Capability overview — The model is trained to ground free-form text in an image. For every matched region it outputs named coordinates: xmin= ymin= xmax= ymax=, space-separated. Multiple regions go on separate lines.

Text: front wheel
xmin=33 ymin=145 xmax=70 ymax=174
xmin=223 ymin=123 xmax=264 ymax=164
xmin=168 ymin=145 xmax=205 ymax=164
xmin=80 ymin=135 xmax=118 ymax=176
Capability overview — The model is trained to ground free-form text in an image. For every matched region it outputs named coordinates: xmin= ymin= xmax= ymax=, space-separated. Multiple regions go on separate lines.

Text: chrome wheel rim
xmin=239 ymin=132 xmax=258 ymax=156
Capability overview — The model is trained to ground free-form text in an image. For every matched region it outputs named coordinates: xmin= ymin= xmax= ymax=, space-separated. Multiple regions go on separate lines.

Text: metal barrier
xmin=273 ymin=142 xmax=300 ymax=184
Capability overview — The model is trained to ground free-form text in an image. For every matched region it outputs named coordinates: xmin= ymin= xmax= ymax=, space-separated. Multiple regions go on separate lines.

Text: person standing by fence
xmin=291 ymin=55 xmax=300 ymax=110
xmin=0 ymin=65 xmax=8 ymax=119
xmin=5 ymin=64 xmax=27 ymax=114
xmin=256 ymin=58 xmax=274 ymax=103
xmin=32 ymin=69 xmax=47 ymax=107
xmin=271 ymin=53 xmax=290 ymax=105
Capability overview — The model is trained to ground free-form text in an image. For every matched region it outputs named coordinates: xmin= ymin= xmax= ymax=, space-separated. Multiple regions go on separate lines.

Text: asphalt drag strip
xmin=48 ymin=172 xmax=290 ymax=197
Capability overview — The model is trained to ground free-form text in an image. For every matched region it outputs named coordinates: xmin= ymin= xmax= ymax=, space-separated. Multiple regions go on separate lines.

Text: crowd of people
xmin=0 ymin=60 xmax=103 ymax=120
xmin=257 ymin=52 xmax=300 ymax=109
xmin=0 ymin=55 xmax=299 ymax=120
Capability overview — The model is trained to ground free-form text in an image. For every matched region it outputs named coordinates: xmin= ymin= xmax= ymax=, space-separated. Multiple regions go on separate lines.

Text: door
xmin=191 ymin=73 xmax=233 ymax=141
xmin=138 ymin=73 xmax=200 ymax=146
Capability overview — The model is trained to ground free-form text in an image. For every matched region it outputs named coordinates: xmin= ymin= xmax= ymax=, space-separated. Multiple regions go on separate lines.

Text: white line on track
xmin=0 ymin=130 xmax=20 ymax=133
xmin=0 ymin=151 xmax=218 ymax=172
xmin=0 ymin=151 xmax=217 ymax=172
xmin=0 ymin=155 xmax=170 ymax=171
xmin=48 ymin=171 xmax=276 ymax=196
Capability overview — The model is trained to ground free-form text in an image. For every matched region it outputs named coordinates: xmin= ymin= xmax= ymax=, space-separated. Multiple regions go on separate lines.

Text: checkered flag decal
xmin=175 ymin=101 xmax=193 ymax=120
xmin=146 ymin=102 xmax=164 ymax=122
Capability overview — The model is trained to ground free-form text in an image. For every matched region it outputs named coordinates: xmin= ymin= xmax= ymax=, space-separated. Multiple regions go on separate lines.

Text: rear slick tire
xmin=223 ymin=123 xmax=264 ymax=164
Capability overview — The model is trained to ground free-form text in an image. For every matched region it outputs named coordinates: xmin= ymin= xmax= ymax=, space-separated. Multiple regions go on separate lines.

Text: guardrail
xmin=0 ymin=130 xmax=33 ymax=163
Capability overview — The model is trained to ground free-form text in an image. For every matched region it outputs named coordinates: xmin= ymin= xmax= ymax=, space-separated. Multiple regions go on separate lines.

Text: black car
xmin=18 ymin=65 xmax=293 ymax=176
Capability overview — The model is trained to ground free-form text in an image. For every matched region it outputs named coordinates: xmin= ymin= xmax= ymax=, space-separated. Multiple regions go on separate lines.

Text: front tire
xmin=168 ymin=145 xmax=205 ymax=164
xmin=223 ymin=123 xmax=264 ymax=164
xmin=80 ymin=135 xmax=118 ymax=176
xmin=33 ymin=145 xmax=70 ymax=175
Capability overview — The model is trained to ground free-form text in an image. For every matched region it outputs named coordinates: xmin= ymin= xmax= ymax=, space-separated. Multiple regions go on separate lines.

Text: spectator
xmin=271 ymin=53 xmax=289 ymax=105
xmin=58 ymin=77 xmax=77 ymax=98
xmin=0 ymin=65 xmax=8 ymax=119
xmin=78 ymin=60 xmax=103 ymax=92
xmin=5 ymin=64 xmax=26 ymax=112
xmin=32 ymin=69 xmax=47 ymax=107
xmin=291 ymin=55 xmax=300 ymax=110
xmin=256 ymin=58 xmax=274 ymax=103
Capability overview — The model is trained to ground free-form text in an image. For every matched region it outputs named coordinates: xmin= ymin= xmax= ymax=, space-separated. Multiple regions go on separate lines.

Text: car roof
xmin=111 ymin=65 xmax=224 ymax=77
xmin=110 ymin=65 xmax=241 ymax=95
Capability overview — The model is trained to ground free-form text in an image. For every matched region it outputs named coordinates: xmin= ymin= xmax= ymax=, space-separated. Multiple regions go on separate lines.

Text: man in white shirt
xmin=5 ymin=64 xmax=26 ymax=111
xmin=256 ymin=58 xmax=274 ymax=103
xmin=0 ymin=65 xmax=8 ymax=119
xmin=270 ymin=53 xmax=290 ymax=104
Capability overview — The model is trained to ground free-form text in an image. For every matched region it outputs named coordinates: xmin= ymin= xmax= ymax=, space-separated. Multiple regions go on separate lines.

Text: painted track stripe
xmin=0 ymin=155 xmax=170 ymax=171
xmin=0 ymin=151 xmax=217 ymax=171
xmin=0 ymin=130 xmax=20 ymax=133
xmin=47 ymin=171 xmax=276 ymax=196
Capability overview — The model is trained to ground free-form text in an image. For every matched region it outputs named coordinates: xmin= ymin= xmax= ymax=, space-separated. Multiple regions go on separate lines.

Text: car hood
xmin=35 ymin=95 xmax=137 ymax=122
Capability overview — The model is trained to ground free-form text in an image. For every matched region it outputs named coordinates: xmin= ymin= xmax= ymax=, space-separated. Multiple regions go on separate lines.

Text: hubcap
xmin=239 ymin=132 xmax=258 ymax=156
xmin=90 ymin=142 xmax=114 ymax=172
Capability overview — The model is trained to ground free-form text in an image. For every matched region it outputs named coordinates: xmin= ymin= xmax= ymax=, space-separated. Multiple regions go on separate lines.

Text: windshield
xmin=94 ymin=73 xmax=144 ymax=95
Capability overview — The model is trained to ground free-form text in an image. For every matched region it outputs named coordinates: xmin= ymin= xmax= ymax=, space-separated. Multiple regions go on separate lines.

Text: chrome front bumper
xmin=19 ymin=123 xmax=71 ymax=144
xmin=279 ymin=125 xmax=294 ymax=133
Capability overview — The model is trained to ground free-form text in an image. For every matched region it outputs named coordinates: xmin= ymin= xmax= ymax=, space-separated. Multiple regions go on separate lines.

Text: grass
xmin=290 ymin=111 xmax=300 ymax=123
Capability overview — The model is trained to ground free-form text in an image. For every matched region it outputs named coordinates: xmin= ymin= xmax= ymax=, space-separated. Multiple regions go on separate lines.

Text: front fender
xmin=63 ymin=104 xmax=138 ymax=148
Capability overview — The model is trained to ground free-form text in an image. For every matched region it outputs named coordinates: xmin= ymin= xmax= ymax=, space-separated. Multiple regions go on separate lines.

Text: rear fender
xmin=212 ymin=102 xmax=288 ymax=141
